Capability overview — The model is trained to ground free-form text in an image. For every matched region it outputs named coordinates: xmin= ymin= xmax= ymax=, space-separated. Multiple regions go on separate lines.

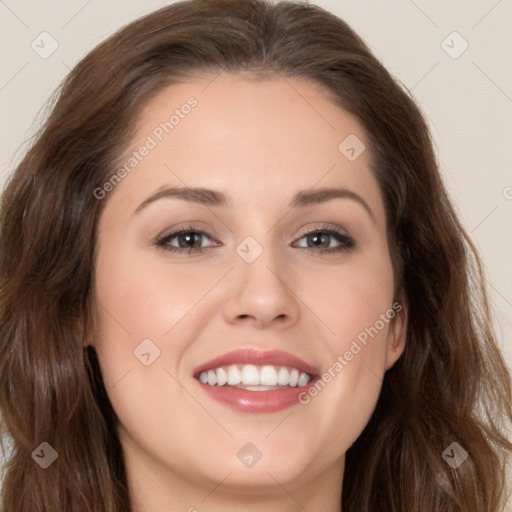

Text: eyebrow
xmin=132 ymin=185 xmax=376 ymax=223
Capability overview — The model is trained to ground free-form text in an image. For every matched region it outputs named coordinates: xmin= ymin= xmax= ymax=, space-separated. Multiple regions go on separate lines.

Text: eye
xmin=293 ymin=226 xmax=355 ymax=254
xmin=154 ymin=224 xmax=355 ymax=256
xmin=155 ymin=226 xmax=218 ymax=254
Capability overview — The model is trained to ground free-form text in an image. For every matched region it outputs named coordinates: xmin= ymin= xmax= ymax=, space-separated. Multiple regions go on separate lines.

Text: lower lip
xmin=196 ymin=379 xmax=318 ymax=413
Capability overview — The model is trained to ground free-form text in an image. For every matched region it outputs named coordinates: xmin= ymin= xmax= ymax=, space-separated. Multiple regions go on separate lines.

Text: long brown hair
xmin=1 ymin=1 xmax=511 ymax=510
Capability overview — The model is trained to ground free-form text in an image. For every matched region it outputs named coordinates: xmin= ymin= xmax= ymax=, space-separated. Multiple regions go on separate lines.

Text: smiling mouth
xmin=196 ymin=363 xmax=313 ymax=390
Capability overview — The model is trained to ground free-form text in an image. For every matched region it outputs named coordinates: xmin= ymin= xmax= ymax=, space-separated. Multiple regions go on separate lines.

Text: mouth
xmin=193 ymin=348 xmax=319 ymax=413
xmin=196 ymin=363 xmax=313 ymax=390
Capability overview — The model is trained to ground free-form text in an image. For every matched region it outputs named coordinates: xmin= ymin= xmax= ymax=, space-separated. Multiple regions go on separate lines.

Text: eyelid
xmin=292 ymin=224 xmax=355 ymax=251
xmin=154 ymin=222 xmax=355 ymax=255
xmin=295 ymin=223 xmax=350 ymax=239
xmin=155 ymin=225 xmax=220 ymax=254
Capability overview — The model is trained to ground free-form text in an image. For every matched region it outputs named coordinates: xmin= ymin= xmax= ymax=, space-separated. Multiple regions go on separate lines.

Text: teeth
xmin=216 ymin=367 xmax=228 ymax=386
xmin=298 ymin=372 xmax=310 ymax=387
xmin=207 ymin=370 xmax=217 ymax=386
xmin=238 ymin=385 xmax=284 ymax=391
xmin=241 ymin=364 xmax=260 ymax=385
xmin=277 ymin=367 xmax=289 ymax=385
xmin=227 ymin=364 xmax=242 ymax=385
xmin=198 ymin=364 xmax=312 ymax=388
xmin=260 ymin=365 xmax=278 ymax=386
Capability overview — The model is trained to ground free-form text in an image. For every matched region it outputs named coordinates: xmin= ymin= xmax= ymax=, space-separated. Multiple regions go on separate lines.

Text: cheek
xmin=294 ymin=251 xmax=395 ymax=449
xmin=304 ymin=246 xmax=395 ymax=349
xmin=93 ymin=244 xmax=216 ymax=342
xmin=91 ymin=248 xmax=209 ymax=444
xmin=92 ymin=240 xmax=230 ymax=397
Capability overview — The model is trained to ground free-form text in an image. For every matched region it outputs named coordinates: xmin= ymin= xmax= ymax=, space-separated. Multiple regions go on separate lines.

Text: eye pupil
xmin=179 ymin=233 xmax=202 ymax=248
xmin=158 ymin=227 xmax=352 ymax=255
xmin=309 ymin=233 xmax=330 ymax=247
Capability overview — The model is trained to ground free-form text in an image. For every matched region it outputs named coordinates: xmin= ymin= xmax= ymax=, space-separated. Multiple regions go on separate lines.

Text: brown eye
xmin=155 ymin=227 xmax=217 ymax=254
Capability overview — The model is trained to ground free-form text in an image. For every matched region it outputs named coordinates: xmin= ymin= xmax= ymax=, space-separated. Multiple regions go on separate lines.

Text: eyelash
xmin=155 ymin=224 xmax=355 ymax=255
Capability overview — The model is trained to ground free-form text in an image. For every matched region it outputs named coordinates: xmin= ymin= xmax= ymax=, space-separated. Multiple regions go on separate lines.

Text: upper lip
xmin=193 ymin=348 xmax=320 ymax=377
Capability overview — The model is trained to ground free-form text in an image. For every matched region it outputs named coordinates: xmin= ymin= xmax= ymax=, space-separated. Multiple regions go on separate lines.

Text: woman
xmin=0 ymin=0 xmax=510 ymax=510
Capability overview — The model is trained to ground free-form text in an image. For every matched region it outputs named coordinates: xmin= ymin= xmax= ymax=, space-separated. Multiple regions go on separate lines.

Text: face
xmin=91 ymin=73 xmax=407 ymax=504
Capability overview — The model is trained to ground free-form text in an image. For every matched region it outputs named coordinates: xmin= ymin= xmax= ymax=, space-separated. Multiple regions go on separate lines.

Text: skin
xmin=91 ymin=73 xmax=407 ymax=512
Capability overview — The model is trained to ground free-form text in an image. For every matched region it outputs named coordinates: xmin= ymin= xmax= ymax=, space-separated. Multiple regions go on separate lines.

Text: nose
xmin=222 ymin=243 xmax=300 ymax=329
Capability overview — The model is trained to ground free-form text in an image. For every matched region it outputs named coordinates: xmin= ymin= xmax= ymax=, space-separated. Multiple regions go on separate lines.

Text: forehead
xmin=102 ymin=73 xmax=386 ymax=227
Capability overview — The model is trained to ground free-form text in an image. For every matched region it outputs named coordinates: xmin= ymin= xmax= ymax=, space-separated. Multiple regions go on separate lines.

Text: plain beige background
xmin=0 ymin=0 xmax=511 ymax=506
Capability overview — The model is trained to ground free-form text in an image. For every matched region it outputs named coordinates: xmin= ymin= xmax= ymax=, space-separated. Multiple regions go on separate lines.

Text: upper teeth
xmin=198 ymin=364 xmax=312 ymax=387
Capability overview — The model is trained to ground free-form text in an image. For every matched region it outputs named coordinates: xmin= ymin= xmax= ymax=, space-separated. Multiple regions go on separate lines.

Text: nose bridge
xmin=222 ymin=232 xmax=300 ymax=328
xmin=237 ymin=235 xmax=284 ymax=290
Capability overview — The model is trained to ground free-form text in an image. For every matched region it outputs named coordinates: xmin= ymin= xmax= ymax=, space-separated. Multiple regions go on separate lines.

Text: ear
xmin=78 ymin=311 xmax=95 ymax=348
xmin=83 ymin=335 xmax=95 ymax=348
xmin=385 ymin=295 xmax=408 ymax=370
xmin=83 ymin=325 xmax=95 ymax=348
